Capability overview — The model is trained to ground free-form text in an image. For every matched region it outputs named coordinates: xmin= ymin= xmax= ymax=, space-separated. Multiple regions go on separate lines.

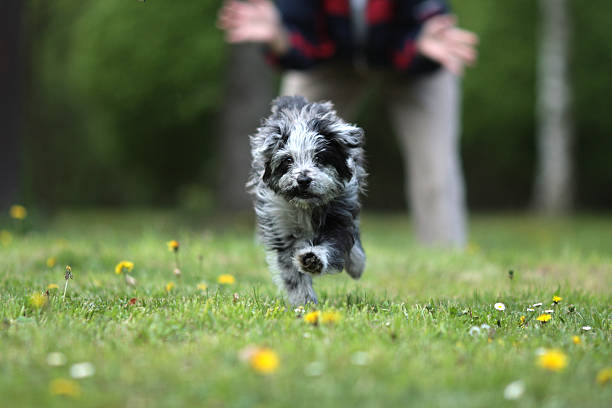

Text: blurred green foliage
xmin=21 ymin=0 xmax=612 ymax=209
xmin=24 ymin=0 xmax=225 ymax=206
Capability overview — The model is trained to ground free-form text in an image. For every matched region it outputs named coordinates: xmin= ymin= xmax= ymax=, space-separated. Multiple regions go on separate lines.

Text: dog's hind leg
xmin=345 ymin=234 xmax=366 ymax=280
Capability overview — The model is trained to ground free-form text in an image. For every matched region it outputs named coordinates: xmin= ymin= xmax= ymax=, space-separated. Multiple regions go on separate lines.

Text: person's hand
xmin=417 ymin=15 xmax=479 ymax=76
xmin=217 ymin=0 xmax=289 ymax=54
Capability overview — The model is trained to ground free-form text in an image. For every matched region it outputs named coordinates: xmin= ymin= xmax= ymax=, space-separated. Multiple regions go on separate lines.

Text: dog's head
xmin=250 ymin=96 xmax=365 ymax=207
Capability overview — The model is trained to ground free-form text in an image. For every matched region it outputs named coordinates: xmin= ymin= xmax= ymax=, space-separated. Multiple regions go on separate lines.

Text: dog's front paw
xmin=298 ymin=252 xmax=323 ymax=275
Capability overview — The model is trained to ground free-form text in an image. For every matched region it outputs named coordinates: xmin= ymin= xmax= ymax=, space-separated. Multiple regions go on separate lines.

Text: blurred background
xmin=2 ymin=0 xmax=611 ymax=215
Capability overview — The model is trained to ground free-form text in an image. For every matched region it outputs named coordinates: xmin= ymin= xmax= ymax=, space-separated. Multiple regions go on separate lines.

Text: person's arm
xmin=392 ymin=0 xmax=478 ymax=75
xmin=217 ymin=0 xmax=336 ymax=70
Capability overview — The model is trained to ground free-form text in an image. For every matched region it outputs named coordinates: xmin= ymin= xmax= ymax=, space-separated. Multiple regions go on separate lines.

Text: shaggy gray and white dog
xmin=247 ymin=96 xmax=367 ymax=305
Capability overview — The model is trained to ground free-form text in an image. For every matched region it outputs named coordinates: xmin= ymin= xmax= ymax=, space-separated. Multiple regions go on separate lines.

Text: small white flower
xmin=503 ymin=380 xmax=525 ymax=400
xmin=532 ymin=302 xmax=543 ymax=308
xmin=304 ymin=361 xmax=325 ymax=377
xmin=469 ymin=326 xmax=481 ymax=336
xmin=480 ymin=324 xmax=491 ymax=330
xmin=385 ymin=321 xmax=391 ymax=327
xmin=351 ymin=351 xmax=370 ymax=366
xmin=494 ymin=303 xmax=506 ymax=311
xmin=581 ymin=326 xmax=592 ymax=331
xmin=70 ymin=362 xmax=95 ymax=379
xmin=526 ymin=308 xmax=535 ymax=312
xmin=544 ymin=309 xmax=554 ymax=314
xmin=46 ymin=352 xmax=67 ymax=367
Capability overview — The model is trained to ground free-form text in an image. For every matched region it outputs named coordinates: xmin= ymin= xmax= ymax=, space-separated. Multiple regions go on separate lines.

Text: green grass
xmin=1 ymin=210 xmax=611 ymax=407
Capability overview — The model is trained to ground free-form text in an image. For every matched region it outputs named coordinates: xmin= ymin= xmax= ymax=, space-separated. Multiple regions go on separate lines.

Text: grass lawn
xmin=1 ymin=210 xmax=611 ymax=407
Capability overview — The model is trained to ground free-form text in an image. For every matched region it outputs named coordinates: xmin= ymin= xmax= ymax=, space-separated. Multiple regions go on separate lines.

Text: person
xmin=218 ymin=0 xmax=478 ymax=248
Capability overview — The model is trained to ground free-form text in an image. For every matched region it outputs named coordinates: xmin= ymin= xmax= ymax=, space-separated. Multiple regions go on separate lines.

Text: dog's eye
xmin=281 ymin=157 xmax=293 ymax=166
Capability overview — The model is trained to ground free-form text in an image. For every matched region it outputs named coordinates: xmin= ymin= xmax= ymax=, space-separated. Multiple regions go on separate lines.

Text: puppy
xmin=247 ymin=96 xmax=367 ymax=305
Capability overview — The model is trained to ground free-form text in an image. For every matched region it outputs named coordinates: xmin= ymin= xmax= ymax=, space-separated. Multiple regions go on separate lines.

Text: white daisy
xmin=581 ymin=326 xmax=592 ymax=331
xmin=532 ymin=302 xmax=543 ymax=307
xmin=46 ymin=352 xmax=67 ymax=367
xmin=469 ymin=326 xmax=481 ymax=336
xmin=494 ymin=303 xmax=506 ymax=311
xmin=69 ymin=362 xmax=95 ymax=379
xmin=504 ymin=380 xmax=525 ymax=400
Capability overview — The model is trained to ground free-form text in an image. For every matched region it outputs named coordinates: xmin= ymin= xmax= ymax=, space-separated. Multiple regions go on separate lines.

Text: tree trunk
xmin=533 ymin=0 xmax=573 ymax=214
xmin=0 ymin=0 xmax=22 ymax=210
xmin=217 ymin=44 xmax=275 ymax=212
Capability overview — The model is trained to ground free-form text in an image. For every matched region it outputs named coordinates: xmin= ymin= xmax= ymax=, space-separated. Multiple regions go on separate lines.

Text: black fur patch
xmin=316 ymin=139 xmax=352 ymax=181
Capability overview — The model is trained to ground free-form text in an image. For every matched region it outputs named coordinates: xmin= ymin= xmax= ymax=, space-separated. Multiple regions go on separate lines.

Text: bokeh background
xmin=2 ymin=0 xmax=612 ymax=214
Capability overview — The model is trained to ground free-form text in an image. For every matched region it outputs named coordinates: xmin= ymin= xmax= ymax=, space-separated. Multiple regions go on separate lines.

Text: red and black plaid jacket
xmin=267 ymin=0 xmax=449 ymax=73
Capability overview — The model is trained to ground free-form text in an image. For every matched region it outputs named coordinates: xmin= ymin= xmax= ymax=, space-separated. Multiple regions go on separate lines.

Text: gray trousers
xmin=280 ymin=66 xmax=466 ymax=247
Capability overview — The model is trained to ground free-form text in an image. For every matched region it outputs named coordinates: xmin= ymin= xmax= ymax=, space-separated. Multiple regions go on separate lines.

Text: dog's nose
xmin=297 ymin=174 xmax=312 ymax=188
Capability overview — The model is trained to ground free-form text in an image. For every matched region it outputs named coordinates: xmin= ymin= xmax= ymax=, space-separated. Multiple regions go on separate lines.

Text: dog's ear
xmin=316 ymin=121 xmax=364 ymax=149
xmin=333 ymin=124 xmax=364 ymax=149
xmin=271 ymin=95 xmax=309 ymax=114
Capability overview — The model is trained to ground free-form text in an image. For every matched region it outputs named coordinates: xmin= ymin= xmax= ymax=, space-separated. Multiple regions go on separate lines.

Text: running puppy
xmin=247 ymin=96 xmax=367 ymax=305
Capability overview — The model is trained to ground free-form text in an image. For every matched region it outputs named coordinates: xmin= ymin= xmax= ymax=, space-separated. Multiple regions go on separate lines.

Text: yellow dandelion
xmin=114 ymin=261 xmax=134 ymax=275
xmin=167 ymin=240 xmax=179 ymax=252
xmin=304 ymin=310 xmax=321 ymax=325
xmin=572 ymin=336 xmax=581 ymax=345
xmin=0 ymin=230 xmax=12 ymax=246
xmin=49 ymin=378 xmax=81 ymax=397
xmin=552 ymin=295 xmax=562 ymax=304
xmin=536 ymin=314 xmax=552 ymax=323
xmin=321 ymin=311 xmax=341 ymax=324
xmin=537 ymin=349 xmax=568 ymax=372
xmin=520 ymin=315 xmax=526 ymax=325
xmin=46 ymin=257 xmax=57 ymax=268
xmin=9 ymin=204 xmax=27 ymax=220
xmin=249 ymin=348 xmax=280 ymax=374
xmin=217 ymin=274 xmax=236 ymax=285
xmin=165 ymin=282 xmax=175 ymax=292
xmin=47 ymin=283 xmax=59 ymax=290
xmin=197 ymin=283 xmax=208 ymax=291
xmin=29 ymin=292 xmax=48 ymax=309
xmin=596 ymin=367 xmax=612 ymax=385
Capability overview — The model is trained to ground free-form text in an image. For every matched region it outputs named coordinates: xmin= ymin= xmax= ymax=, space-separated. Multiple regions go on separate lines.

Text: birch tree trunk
xmin=217 ymin=44 xmax=275 ymax=212
xmin=533 ymin=0 xmax=573 ymax=213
